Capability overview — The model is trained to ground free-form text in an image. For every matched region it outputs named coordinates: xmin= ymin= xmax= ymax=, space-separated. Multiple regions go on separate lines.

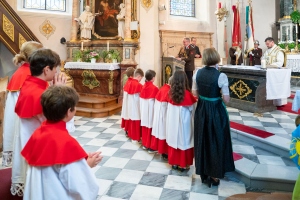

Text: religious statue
xmin=116 ymin=3 xmax=125 ymax=39
xmin=74 ymin=6 xmax=95 ymax=40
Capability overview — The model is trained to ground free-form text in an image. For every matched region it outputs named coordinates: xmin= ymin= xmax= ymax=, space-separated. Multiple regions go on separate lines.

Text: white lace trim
xmin=10 ymin=183 xmax=24 ymax=196
xmin=2 ymin=151 xmax=13 ymax=167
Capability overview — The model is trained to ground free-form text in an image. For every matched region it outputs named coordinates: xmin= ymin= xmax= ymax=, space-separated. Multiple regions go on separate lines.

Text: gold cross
xmin=236 ymin=83 xmax=246 ymax=95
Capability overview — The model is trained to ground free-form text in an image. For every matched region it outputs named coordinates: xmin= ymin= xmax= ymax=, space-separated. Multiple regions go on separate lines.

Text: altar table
xmin=64 ymin=62 xmax=121 ymax=97
xmin=219 ymin=65 xmax=291 ymax=113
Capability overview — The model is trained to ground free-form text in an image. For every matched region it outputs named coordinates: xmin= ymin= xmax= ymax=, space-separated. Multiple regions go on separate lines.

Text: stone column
xmin=70 ymin=0 xmax=79 ymax=41
xmin=124 ymin=0 xmax=132 ymax=40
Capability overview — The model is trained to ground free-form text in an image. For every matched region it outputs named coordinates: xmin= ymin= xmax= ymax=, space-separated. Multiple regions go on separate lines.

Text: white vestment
xmin=166 ymin=104 xmax=195 ymax=150
xmin=23 ymin=159 xmax=99 ymax=200
xmin=140 ymin=98 xmax=155 ymax=128
xmin=262 ymin=44 xmax=287 ymax=106
xmin=121 ymin=91 xmax=129 ymax=120
xmin=127 ymin=93 xmax=141 ymax=120
xmin=152 ymin=101 xmax=168 ymax=140
xmin=2 ymin=91 xmax=19 ymax=166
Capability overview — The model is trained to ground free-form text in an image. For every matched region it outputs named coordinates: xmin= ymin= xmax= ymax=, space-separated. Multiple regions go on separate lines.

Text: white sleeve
xmin=192 ymin=69 xmax=199 ymax=92
xmin=58 ymin=159 xmax=99 ymax=200
xmin=218 ymin=73 xmax=229 ymax=95
xmin=271 ymin=51 xmax=284 ymax=68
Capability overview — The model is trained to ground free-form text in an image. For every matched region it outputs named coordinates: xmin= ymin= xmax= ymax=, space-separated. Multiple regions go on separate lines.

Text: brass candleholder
xmin=215 ymin=7 xmax=229 ymax=22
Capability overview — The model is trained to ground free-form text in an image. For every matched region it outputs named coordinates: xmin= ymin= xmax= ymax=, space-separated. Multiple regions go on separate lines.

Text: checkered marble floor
xmin=70 ymin=108 xmax=298 ymax=200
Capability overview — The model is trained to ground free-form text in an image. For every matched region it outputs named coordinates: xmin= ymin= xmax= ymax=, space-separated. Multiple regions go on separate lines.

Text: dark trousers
xmin=185 ymin=70 xmax=193 ymax=90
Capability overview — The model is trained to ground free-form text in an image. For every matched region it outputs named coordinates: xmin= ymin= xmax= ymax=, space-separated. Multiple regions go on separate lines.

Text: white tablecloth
xmin=64 ymin=62 xmax=120 ymax=70
xmin=266 ymin=68 xmax=291 ymax=100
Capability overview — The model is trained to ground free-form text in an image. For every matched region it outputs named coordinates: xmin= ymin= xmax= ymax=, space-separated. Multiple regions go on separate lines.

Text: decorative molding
xmin=39 ymin=20 xmax=56 ymax=40
xmin=141 ymin=0 xmax=153 ymax=11
xmin=81 ymin=70 xmax=100 ymax=89
xmin=3 ymin=14 xmax=14 ymax=42
xmin=18 ymin=34 xmax=27 ymax=49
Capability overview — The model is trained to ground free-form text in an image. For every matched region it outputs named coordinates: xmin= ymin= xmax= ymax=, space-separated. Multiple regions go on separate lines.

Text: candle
xmin=296 ymin=25 xmax=298 ymax=34
xmin=81 ymin=41 xmax=83 ymax=51
xmin=107 ymin=41 xmax=110 ymax=51
xmin=218 ymin=2 xmax=221 ymax=9
xmin=261 ymin=60 xmax=266 ymax=69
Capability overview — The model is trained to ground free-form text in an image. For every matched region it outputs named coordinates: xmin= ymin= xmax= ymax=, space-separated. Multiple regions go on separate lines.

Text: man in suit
xmin=176 ymin=37 xmax=195 ymax=89
xmin=248 ymin=40 xmax=262 ymax=66
xmin=191 ymin=37 xmax=202 ymax=58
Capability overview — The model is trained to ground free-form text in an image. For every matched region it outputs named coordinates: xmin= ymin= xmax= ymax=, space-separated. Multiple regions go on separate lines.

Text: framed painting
xmin=93 ymin=0 xmax=124 ymax=39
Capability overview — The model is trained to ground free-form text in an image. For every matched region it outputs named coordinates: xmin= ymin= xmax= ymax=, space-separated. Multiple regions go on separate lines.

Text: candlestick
xmin=218 ymin=2 xmax=221 ymax=9
xmin=107 ymin=41 xmax=110 ymax=51
xmin=81 ymin=41 xmax=83 ymax=51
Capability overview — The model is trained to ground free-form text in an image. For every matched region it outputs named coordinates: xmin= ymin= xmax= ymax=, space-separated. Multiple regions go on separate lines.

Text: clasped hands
xmin=87 ymin=152 xmax=103 ymax=168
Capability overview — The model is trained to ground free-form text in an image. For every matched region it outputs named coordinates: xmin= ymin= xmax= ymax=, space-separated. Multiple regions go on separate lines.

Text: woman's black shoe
xmin=200 ymin=175 xmax=208 ymax=183
xmin=210 ymin=177 xmax=220 ymax=186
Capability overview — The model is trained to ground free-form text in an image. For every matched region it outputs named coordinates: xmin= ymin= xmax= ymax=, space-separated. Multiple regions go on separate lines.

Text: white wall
xmin=7 ymin=0 xmax=72 ymax=60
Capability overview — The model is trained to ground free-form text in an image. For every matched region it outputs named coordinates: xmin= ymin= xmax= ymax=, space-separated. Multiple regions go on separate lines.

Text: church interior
xmin=1 ymin=0 xmax=300 ymax=199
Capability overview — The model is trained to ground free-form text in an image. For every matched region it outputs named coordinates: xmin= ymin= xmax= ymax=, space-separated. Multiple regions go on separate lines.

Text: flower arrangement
xmin=82 ymin=50 xmax=100 ymax=62
xmin=278 ymin=40 xmax=298 ymax=50
xmin=89 ymin=51 xmax=100 ymax=59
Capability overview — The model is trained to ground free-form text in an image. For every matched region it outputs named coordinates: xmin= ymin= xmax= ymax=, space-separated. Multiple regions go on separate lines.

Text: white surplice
xmin=166 ymin=104 xmax=195 ymax=150
xmin=140 ymin=98 xmax=155 ymax=128
xmin=127 ymin=93 xmax=141 ymax=120
xmin=152 ymin=101 xmax=168 ymax=140
xmin=24 ymin=159 xmax=99 ymax=200
xmin=121 ymin=91 xmax=129 ymax=120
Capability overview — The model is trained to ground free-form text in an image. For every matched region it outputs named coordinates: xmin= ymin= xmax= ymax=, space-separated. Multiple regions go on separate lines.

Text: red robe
xmin=7 ymin=62 xmax=31 ymax=92
xmin=151 ymin=84 xmax=171 ymax=154
xmin=167 ymin=90 xmax=197 ymax=168
xmin=140 ymin=81 xmax=159 ymax=148
xmin=15 ymin=76 xmax=49 ymax=118
xmin=125 ymin=78 xmax=143 ymax=141
xmin=21 ymin=120 xmax=87 ymax=166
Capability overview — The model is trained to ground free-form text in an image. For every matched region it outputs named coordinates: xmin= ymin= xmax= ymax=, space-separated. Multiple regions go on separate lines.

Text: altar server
xmin=140 ymin=70 xmax=159 ymax=152
xmin=126 ymin=68 xmax=144 ymax=143
xmin=121 ymin=67 xmax=135 ymax=136
xmin=2 ymin=41 xmax=43 ymax=167
xmin=21 ymin=86 xmax=101 ymax=200
xmin=166 ymin=71 xmax=197 ymax=171
xmin=151 ymin=77 xmax=173 ymax=159
xmin=11 ymin=49 xmax=66 ymax=196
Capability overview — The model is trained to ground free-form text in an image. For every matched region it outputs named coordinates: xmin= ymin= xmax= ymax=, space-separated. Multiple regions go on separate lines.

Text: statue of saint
xmin=75 ymin=6 xmax=95 ymax=40
xmin=116 ymin=3 xmax=125 ymax=39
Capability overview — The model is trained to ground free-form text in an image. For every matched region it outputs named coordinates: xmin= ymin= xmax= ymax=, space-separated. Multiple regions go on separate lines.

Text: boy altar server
xmin=126 ymin=68 xmax=144 ymax=142
xmin=121 ymin=67 xmax=135 ymax=136
xmin=11 ymin=49 xmax=66 ymax=196
xmin=22 ymin=86 xmax=102 ymax=200
xmin=151 ymin=77 xmax=172 ymax=159
xmin=140 ymin=70 xmax=159 ymax=152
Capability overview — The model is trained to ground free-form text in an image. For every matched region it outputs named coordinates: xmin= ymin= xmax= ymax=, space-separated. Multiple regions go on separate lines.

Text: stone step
xmin=226 ymin=192 xmax=292 ymax=200
xmin=76 ymin=104 xmax=122 ymax=118
xmin=77 ymin=96 xmax=118 ymax=109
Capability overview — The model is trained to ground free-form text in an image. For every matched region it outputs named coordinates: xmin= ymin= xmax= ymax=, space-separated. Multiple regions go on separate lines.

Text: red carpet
xmin=230 ymin=121 xmax=274 ymax=138
xmin=277 ymin=102 xmax=300 ymax=114
xmin=0 ymin=168 xmax=23 ymax=200
xmin=233 ymin=152 xmax=243 ymax=161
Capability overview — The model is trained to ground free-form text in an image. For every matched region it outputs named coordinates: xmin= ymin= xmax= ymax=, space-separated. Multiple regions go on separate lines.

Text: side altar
xmin=219 ymin=66 xmax=278 ymax=113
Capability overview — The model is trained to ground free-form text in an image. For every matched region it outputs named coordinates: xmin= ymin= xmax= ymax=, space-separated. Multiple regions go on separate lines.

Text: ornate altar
xmin=162 ymin=57 xmax=185 ymax=84
xmin=64 ymin=62 xmax=121 ymax=97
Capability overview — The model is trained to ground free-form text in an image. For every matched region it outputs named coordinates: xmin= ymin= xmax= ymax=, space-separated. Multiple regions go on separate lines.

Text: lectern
xmin=162 ymin=57 xmax=185 ymax=85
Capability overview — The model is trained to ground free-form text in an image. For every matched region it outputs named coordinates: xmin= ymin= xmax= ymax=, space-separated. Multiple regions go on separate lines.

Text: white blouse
xmin=192 ymin=67 xmax=229 ymax=96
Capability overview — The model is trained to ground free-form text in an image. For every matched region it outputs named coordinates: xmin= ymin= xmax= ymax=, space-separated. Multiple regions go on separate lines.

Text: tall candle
xmin=81 ymin=41 xmax=83 ymax=51
xmin=218 ymin=2 xmax=221 ymax=9
xmin=107 ymin=41 xmax=110 ymax=51
xmin=296 ymin=24 xmax=298 ymax=34
xmin=261 ymin=60 xmax=266 ymax=69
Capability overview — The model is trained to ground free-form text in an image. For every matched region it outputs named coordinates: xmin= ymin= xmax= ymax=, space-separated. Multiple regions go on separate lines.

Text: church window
xmin=23 ymin=0 xmax=66 ymax=12
xmin=170 ymin=0 xmax=195 ymax=17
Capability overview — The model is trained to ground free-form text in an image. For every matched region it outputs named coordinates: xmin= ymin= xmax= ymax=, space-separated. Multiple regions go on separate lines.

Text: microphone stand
xmin=161 ymin=46 xmax=175 ymax=85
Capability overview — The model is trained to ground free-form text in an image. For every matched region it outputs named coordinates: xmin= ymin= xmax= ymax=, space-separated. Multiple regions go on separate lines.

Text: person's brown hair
xmin=29 ymin=49 xmax=61 ymax=76
xmin=134 ymin=68 xmax=144 ymax=77
xmin=13 ymin=41 xmax=43 ymax=66
xmin=202 ymin=48 xmax=220 ymax=66
xmin=41 ymin=85 xmax=79 ymax=122
xmin=125 ymin=67 xmax=135 ymax=77
xmin=145 ymin=70 xmax=156 ymax=81
xmin=169 ymin=70 xmax=188 ymax=104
